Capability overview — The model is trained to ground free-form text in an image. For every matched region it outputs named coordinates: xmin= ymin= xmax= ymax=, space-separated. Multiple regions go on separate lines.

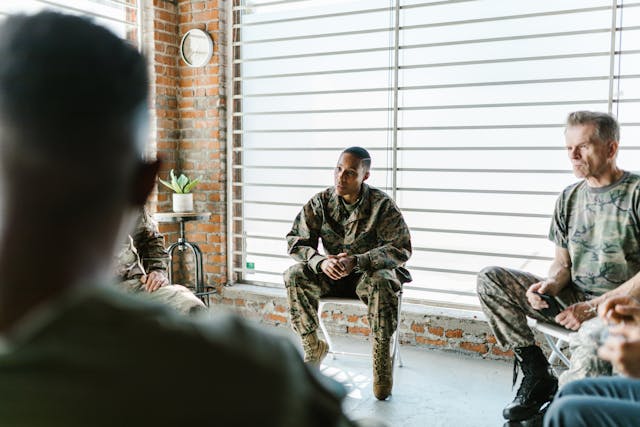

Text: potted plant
xmin=159 ymin=169 xmax=201 ymax=212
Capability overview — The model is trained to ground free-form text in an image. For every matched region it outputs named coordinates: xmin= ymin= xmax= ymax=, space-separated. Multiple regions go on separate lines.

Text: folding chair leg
xmin=317 ymin=301 xmax=337 ymax=360
xmin=543 ymin=334 xmax=570 ymax=370
xmin=392 ymin=290 xmax=403 ymax=368
xmin=317 ymin=290 xmax=404 ymax=367
xmin=392 ymin=331 xmax=403 ymax=368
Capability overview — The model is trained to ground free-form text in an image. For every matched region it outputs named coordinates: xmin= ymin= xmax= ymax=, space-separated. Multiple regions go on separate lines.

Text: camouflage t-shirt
xmin=549 ymin=171 xmax=640 ymax=296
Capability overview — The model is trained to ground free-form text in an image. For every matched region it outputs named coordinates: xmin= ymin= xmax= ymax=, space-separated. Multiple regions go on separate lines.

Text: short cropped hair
xmin=342 ymin=146 xmax=371 ymax=171
xmin=0 ymin=12 xmax=148 ymax=144
xmin=566 ymin=111 xmax=620 ymax=144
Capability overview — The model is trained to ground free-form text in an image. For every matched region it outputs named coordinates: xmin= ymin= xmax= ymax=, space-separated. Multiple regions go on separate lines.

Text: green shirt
xmin=0 ymin=286 xmax=354 ymax=427
xmin=549 ymin=171 xmax=640 ymax=296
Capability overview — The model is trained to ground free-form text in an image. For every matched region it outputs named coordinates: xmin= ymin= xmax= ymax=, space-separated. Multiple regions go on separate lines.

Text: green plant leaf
xmin=159 ymin=169 xmax=187 ymax=193
xmin=176 ymin=174 xmax=189 ymax=192
xmin=183 ymin=177 xmax=201 ymax=193
xmin=158 ymin=169 xmax=200 ymax=193
xmin=158 ymin=178 xmax=179 ymax=192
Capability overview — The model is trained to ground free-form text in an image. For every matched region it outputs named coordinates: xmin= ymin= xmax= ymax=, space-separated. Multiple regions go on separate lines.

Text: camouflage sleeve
xmin=549 ymin=191 xmax=568 ymax=248
xmin=286 ymin=196 xmax=327 ymax=272
xmin=133 ymin=208 xmax=169 ymax=272
xmin=355 ymin=200 xmax=412 ymax=271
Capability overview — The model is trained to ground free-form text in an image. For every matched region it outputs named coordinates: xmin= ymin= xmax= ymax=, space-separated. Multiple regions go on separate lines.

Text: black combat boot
xmin=503 ymin=346 xmax=558 ymax=422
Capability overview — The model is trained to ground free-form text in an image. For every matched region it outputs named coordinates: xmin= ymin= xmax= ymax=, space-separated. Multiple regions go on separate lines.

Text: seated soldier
xmin=477 ymin=111 xmax=640 ymax=423
xmin=284 ymin=147 xmax=412 ymax=401
xmin=114 ymin=207 xmax=206 ymax=315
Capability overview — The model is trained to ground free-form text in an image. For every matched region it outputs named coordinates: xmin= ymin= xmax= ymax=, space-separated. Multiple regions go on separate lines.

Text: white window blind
xmin=0 ymin=0 xmax=140 ymax=44
xmin=230 ymin=0 xmax=640 ymax=310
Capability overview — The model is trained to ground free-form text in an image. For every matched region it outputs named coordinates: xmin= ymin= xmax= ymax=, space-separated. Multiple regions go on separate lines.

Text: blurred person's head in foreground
xmin=0 ymin=11 xmax=158 ymax=330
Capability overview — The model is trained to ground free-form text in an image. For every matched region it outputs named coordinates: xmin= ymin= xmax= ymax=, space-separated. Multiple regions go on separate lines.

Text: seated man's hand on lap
xmin=141 ymin=270 xmax=169 ymax=293
xmin=554 ymin=302 xmax=596 ymax=330
xmin=321 ymin=255 xmax=347 ymax=280
xmin=337 ymin=254 xmax=356 ymax=276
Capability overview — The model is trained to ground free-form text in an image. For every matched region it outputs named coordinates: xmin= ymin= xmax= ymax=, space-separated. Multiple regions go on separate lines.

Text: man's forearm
xmin=547 ymin=258 xmax=571 ymax=292
xmin=354 ymin=244 xmax=410 ymax=272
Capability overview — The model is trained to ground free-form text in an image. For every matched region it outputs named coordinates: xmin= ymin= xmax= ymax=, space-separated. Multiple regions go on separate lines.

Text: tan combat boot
xmin=302 ymin=332 xmax=329 ymax=367
xmin=373 ymin=336 xmax=393 ymax=400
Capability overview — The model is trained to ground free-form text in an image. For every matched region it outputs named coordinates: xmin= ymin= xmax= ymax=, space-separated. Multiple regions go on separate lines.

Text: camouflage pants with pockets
xmin=477 ymin=266 xmax=612 ymax=381
xmin=119 ymin=278 xmax=206 ymax=316
xmin=284 ymin=263 xmax=401 ymax=341
xmin=476 ymin=266 xmax=586 ymax=349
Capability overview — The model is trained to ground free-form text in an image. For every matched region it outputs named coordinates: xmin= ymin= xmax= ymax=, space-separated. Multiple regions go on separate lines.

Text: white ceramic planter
xmin=172 ymin=193 xmax=194 ymax=212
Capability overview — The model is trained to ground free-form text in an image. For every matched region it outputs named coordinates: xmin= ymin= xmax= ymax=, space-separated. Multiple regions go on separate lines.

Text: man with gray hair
xmin=477 ymin=111 xmax=640 ymax=423
xmin=0 ymin=11 xmax=364 ymax=427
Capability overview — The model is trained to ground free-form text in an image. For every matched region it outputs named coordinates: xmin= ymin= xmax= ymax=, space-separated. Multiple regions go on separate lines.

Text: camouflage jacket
xmin=114 ymin=208 xmax=169 ymax=281
xmin=287 ymin=184 xmax=412 ymax=280
xmin=549 ymin=171 xmax=640 ymax=296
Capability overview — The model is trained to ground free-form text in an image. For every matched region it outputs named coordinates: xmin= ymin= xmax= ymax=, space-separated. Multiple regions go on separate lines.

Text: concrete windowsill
xmin=219 ymin=283 xmax=513 ymax=360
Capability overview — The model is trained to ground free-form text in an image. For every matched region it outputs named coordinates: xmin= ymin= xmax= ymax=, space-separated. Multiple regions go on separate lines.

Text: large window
xmin=0 ymin=0 xmax=140 ymax=44
xmin=230 ymin=0 xmax=640 ymax=309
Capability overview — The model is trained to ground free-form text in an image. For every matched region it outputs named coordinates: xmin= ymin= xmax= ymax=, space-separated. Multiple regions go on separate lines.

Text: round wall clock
xmin=180 ymin=29 xmax=213 ymax=67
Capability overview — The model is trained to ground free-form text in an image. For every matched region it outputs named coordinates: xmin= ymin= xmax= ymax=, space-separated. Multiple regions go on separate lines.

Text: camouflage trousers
xmin=477 ymin=266 xmax=612 ymax=381
xmin=284 ymin=263 xmax=401 ymax=341
xmin=118 ymin=278 xmax=207 ymax=316
xmin=558 ymin=317 xmax=613 ymax=386
xmin=477 ymin=266 xmax=586 ymax=348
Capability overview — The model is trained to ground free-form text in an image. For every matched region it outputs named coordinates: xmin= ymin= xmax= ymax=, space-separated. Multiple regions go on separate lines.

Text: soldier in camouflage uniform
xmin=284 ymin=146 xmax=412 ymax=401
xmin=114 ymin=207 xmax=206 ymax=315
xmin=477 ymin=111 xmax=640 ymax=423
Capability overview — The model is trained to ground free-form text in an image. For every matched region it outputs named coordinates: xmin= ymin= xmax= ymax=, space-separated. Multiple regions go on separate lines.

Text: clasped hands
xmin=320 ymin=253 xmax=356 ymax=280
xmin=525 ymin=279 xmax=596 ymax=331
xmin=596 ymin=295 xmax=640 ymax=377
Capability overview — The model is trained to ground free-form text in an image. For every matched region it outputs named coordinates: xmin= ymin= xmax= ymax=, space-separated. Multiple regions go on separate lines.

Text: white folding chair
xmin=318 ymin=290 xmax=404 ymax=369
xmin=527 ymin=317 xmax=576 ymax=374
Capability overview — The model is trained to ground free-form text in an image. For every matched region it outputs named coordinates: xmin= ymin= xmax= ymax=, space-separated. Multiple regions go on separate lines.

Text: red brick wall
xmin=145 ymin=0 xmax=227 ymax=291
xmin=220 ymin=285 xmax=517 ymax=361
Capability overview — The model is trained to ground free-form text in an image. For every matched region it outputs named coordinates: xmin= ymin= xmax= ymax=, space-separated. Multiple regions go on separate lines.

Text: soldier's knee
xmin=283 ymin=263 xmax=308 ymax=287
xmin=476 ymin=265 xmax=505 ymax=293
xmin=365 ymin=269 xmax=397 ymax=285
xmin=367 ymin=268 xmax=392 ymax=280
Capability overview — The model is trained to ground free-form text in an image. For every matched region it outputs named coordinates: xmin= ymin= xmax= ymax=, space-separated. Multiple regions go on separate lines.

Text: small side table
xmin=153 ymin=212 xmax=212 ymax=302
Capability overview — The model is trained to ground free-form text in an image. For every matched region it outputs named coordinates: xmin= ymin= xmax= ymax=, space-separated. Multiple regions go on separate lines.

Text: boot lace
xmin=512 ymin=357 xmax=520 ymax=388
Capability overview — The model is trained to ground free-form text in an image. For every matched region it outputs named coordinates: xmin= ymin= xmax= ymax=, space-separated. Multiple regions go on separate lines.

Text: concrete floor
xmin=318 ymin=336 xmax=515 ymax=427
xmin=232 ymin=317 xmax=517 ymax=427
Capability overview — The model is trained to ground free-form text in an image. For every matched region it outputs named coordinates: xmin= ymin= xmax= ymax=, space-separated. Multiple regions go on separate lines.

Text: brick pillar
xmin=144 ymin=0 xmax=227 ymax=292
